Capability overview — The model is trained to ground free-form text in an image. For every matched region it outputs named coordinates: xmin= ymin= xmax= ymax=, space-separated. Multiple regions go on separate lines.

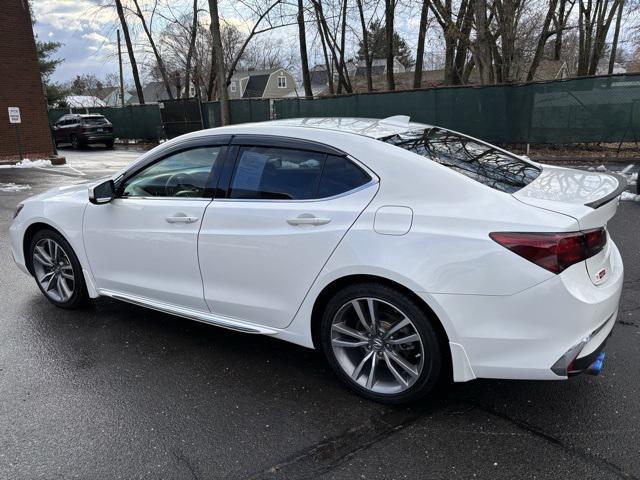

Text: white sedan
xmin=10 ymin=117 xmax=625 ymax=404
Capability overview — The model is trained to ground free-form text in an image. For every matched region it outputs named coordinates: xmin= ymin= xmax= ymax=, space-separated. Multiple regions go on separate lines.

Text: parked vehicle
xmin=52 ymin=114 xmax=114 ymax=149
xmin=10 ymin=117 xmax=625 ymax=404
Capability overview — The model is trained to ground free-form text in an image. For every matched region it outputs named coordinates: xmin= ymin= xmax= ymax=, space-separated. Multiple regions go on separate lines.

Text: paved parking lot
xmin=1 ymin=146 xmax=639 ymax=479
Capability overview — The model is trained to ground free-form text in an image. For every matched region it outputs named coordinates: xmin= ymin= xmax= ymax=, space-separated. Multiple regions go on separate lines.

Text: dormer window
xmin=277 ymin=76 xmax=287 ymax=88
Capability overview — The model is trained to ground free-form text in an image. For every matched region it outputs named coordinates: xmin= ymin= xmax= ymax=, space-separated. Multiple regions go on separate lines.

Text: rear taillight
xmin=490 ymin=228 xmax=606 ymax=274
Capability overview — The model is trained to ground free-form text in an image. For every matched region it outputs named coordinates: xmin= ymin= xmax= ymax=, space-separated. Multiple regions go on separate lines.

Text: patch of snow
xmin=0 ymin=158 xmax=52 ymax=169
xmin=620 ymin=191 xmax=640 ymax=202
xmin=0 ymin=182 xmax=31 ymax=193
xmin=596 ymin=165 xmax=607 ymax=172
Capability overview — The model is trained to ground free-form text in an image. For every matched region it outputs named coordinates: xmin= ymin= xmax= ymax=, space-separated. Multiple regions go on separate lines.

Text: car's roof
xmin=256 ymin=117 xmax=432 ymax=140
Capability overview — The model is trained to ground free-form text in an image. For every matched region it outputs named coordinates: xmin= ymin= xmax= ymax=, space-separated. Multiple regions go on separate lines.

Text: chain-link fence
xmin=47 ymin=74 xmax=640 ymax=145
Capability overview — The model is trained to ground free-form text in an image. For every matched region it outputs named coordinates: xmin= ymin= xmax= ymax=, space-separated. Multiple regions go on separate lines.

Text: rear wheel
xmin=105 ymin=139 xmax=114 ymax=149
xmin=30 ymin=229 xmax=87 ymax=309
xmin=70 ymin=134 xmax=80 ymax=149
xmin=320 ymin=283 xmax=444 ymax=404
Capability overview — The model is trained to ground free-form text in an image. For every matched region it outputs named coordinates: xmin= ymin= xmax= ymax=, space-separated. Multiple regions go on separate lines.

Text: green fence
xmin=274 ymin=74 xmax=640 ymax=144
xmin=47 ymin=74 xmax=640 ymax=144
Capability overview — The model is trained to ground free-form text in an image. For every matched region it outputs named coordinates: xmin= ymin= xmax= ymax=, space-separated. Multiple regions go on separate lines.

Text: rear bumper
xmin=84 ymin=134 xmax=113 ymax=144
xmin=425 ymin=240 xmax=623 ymax=382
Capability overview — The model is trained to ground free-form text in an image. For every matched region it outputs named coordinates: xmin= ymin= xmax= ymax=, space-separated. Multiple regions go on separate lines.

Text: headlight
xmin=13 ymin=204 xmax=24 ymax=219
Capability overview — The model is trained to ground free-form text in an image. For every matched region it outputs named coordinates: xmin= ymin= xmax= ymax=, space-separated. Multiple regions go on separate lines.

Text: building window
xmin=230 ymin=82 xmax=237 ymax=92
xmin=277 ymin=76 xmax=287 ymax=88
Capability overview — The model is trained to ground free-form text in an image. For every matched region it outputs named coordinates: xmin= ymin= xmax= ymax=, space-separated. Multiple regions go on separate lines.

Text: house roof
xmin=64 ymin=95 xmax=106 ymax=107
xmin=242 ymin=74 xmax=271 ymax=98
xmin=231 ymin=68 xmax=279 ymax=81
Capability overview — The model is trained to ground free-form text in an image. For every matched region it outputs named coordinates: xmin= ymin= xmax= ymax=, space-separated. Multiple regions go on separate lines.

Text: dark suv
xmin=52 ymin=114 xmax=114 ymax=149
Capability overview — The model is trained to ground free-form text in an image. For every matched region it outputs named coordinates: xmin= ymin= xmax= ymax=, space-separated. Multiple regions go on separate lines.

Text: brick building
xmin=0 ymin=0 xmax=53 ymax=161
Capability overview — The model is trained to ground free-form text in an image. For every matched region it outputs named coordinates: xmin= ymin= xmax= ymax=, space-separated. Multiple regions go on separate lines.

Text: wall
xmin=0 ymin=0 xmax=53 ymax=161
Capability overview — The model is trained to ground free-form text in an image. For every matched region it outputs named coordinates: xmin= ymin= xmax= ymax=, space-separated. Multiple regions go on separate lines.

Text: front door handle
xmin=166 ymin=214 xmax=199 ymax=224
xmin=287 ymin=214 xmax=331 ymax=226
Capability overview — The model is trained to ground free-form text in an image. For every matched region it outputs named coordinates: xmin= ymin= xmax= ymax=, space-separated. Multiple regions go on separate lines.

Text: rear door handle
xmin=166 ymin=214 xmax=199 ymax=224
xmin=287 ymin=215 xmax=331 ymax=226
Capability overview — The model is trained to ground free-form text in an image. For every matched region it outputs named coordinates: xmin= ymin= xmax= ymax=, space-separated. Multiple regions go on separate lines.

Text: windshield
xmin=382 ymin=128 xmax=541 ymax=193
xmin=82 ymin=116 xmax=108 ymax=125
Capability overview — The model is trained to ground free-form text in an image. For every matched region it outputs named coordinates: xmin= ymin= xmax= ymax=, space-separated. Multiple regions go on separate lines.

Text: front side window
xmin=277 ymin=76 xmax=287 ymax=88
xmin=121 ymin=146 xmax=222 ymax=198
xmin=382 ymin=128 xmax=541 ymax=193
xmin=229 ymin=147 xmax=324 ymax=200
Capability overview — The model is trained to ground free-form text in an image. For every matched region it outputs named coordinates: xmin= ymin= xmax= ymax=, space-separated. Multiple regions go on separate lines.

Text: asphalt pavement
xmin=1 ymin=146 xmax=639 ymax=480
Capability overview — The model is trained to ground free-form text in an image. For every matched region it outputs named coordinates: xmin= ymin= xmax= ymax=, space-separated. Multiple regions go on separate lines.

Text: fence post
xmin=270 ymin=99 xmax=276 ymax=120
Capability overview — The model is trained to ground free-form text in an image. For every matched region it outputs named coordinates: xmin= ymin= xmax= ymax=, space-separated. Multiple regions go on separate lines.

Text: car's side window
xmin=121 ymin=146 xmax=222 ymax=198
xmin=317 ymin=155 xmax=371 ymax=198
xmin=229 ymin=147 xmax=324 ymax=200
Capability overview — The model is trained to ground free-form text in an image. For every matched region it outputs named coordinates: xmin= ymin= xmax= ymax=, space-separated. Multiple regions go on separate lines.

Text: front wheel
xmin=30 ymin=229 xmax=88 ymax=309
xmin=320 ymin=283 xmax=444 ymax=404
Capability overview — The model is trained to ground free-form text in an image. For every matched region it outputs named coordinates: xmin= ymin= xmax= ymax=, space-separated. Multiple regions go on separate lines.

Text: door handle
xmin=287 ymin=214 xmax=331 ymax=226
xmin=166 ymin=214 xmax=199 ymax=224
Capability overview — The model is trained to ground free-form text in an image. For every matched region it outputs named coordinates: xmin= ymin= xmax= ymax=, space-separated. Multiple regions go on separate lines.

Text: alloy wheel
xmin=330 ymin=297 xmax=425 ymax=394
xmin=32 ymin=238 xmax=75 ymax=303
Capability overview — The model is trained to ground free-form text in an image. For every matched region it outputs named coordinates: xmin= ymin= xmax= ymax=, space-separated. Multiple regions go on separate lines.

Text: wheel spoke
xmin=332 ymin=338 xmax=369 ymax=348
xmin=383 ymin=317 xmax=411 ymax=339
xmin=34 ymin=246 xmax=53 ymax=267
xmin=45 ymin=273 xmax=57 ymax=291
xmin=383 ymin=351 xmax=409 ymax=388
xmin=366 ymin=354 xmax=378 ymax=389
xmin=351 ymin=300 xmax=372 ymax=333
xmin=386 ymin=350 xmax=419 ymax=379
xmin=61 ymin=270 xmax=74 ymax=280
xmin=351 ymin=351 xmax=374 ymax=380
xmin=39 ymin=271 xmax=55 ymax=283
xmin=57 ymin=276 xmax=72 ymax=300
xmin=332 ymin=323 xmax=368 ymax=341
xmin=386 ymin=333 xmax=420 ymax=346
xmin=367 ymin=298 xmax=378 ymax=333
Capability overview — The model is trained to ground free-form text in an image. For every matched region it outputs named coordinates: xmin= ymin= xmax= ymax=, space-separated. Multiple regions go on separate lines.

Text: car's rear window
xmin=382 ymin=128 xmax=541 ymax=193
xmin=82 ymin=116 xmax=108 ymax=125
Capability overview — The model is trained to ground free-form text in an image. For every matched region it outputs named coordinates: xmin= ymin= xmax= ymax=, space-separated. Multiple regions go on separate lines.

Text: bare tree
xmin=207 ymin=0 xmax=230 ymax=124
xmin=384 ymin=0 xmax=395 ymax=89
xmin=577 ymin=0 xmax=622 ymax=76
xmin=608 ymin=0 xmax=624 ymax=74
xmin=131 ymin=0 xmax=174 ymax=99
xmin=473 ymin=0 xmax=494 ymax=84
xmin=413 ymin=0 xmax=431 ymax=88
xmin=184 ymin=0 xmax=199 ymax=98
xmin=526 ymin=0 xmax=560 ymax=81
xmin=298 ymin=0 xmax=313 ymax=96
xmin=355 ymin=0 xmax=373 ymax=91
xmin=114 ymin=0 xmax=144 ymax=103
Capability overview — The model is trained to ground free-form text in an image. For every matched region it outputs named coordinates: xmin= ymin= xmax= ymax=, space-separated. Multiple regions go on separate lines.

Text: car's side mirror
xmin=89 ymin=179 xmax=115 ymax=205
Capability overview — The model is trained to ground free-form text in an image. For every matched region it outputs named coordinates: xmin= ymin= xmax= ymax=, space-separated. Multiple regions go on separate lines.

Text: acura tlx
xmin=10 ymin=117 xmax=625 ymax=404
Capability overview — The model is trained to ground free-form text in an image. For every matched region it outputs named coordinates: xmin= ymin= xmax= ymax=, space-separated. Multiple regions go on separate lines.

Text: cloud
xmin=32 ymin=0 xmax=117 ymax=32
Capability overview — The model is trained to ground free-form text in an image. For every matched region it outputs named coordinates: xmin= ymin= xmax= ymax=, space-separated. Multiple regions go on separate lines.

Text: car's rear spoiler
xmin=585 ymin=173 xmax=627 ymax=209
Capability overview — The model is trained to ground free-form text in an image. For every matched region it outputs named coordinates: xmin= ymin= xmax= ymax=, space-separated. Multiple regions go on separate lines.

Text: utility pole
xmin=117 ymin=30 xmax=125 ymax=107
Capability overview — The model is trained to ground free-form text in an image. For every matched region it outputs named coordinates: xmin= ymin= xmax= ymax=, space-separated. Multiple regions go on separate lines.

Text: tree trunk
xmin=207 ymin=0 xmax=230 ymax=125
xmin=384 ymin=0 xmax=395 ymax=90
xmin=356 ymin=0 xmax=373 ymax=91
xmin=297 ymin=0 xmax=313 ymax=97
xmin=114 ymin=0 xmax=144 ymax=104
xmin=553 ymin=0 xmax=568 ymax=60
xmin=451 ymin=1 xmax=474 ymax=84
xmin=184 ymin=0 xmax=198 ymax=99
xmin=132 ymin=0 xmax=174 ymax=100
xmin=315 ymin=9 xmax=334 ymax=95
xmin=413 ymin=0 xmax=430 ymax=88
xmin=474 ymin=0 xmax=493 ymax=84
xmin=608 ymin=0 xmax=623 ymax=74
xmin=527 ymin=0 xmax=559 ymax=81
xmin=337 ymin=0 xmax=351 ymax=93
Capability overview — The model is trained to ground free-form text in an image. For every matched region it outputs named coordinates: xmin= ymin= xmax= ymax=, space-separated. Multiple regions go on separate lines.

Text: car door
xmin=83 ymin=140 xmax=228 ymax=311
xmin=53 ymin=116 xmax=67 ymax=143
xmin=198 ymin=137 xmax=379 ymax=329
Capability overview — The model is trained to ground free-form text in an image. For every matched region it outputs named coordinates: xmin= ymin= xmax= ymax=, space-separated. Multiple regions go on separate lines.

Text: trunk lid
xmin=514 ymin=165 xmax=626 ymax=286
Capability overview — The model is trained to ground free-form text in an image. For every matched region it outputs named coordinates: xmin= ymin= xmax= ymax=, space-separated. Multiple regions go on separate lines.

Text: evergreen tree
xmin=356 ymin=20 xmax=414 ymax=68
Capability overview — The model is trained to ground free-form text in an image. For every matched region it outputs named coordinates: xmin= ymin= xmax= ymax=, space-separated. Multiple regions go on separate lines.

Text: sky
xmin=31 ymin=0 xmax=428 ymax=85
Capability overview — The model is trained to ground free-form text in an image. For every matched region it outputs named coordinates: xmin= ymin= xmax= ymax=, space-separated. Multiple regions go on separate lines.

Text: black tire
xmin=29 ymin=229 xmax=88 ymax=309
xmin=105 ymin=140 xmax=114 ymax=149
xmin=70 ymin=134 xmax=80 ymax=149
xmin=320 ymin=282 xmax=444 ymax=404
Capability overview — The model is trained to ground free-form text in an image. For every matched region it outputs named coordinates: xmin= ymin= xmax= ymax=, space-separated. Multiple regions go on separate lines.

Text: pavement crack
xmin=465 ymin=400 xmax=639 ymax=480
xmin=175 ymin=451 xmax=201 ymax=480
xmin=244 ymin=402 xmax=444 ymax=480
